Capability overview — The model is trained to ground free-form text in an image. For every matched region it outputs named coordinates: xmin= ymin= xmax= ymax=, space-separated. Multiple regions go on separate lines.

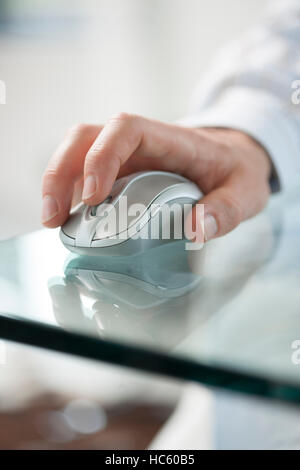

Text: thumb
xmin=185 ymin=173 xmax=270 ymax=242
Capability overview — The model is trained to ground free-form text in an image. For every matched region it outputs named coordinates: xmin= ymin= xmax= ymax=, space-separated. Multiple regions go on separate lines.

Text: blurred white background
xmin=0 ymin=0 xmax=268 ymax=239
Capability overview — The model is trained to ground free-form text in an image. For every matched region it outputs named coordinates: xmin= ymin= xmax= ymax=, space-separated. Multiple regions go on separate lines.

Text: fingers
xmin=186 ymin=169 xmax=270 ymax=242
xmin=42 ymin=113 xmax=212 ymax=231
xmin=82 ymin=113 xmax=143 ymax=205
xmin=81 ymin=113 xmax=210 ymax=206
xmin=42 ymin=124 xmax=101 ymax=227
xmin=71 ymin=176 xmax=84 ymax=208
xmin=42 ymin=115 xmax=270 ymax=244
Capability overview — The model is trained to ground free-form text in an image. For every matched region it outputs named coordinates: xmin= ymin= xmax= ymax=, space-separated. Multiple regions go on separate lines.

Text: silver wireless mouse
xmin=60 ymin=171 xmax=202 ymax=256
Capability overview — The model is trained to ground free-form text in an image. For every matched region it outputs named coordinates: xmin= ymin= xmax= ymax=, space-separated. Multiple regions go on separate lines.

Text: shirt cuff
xmin=178 ymin=87 xmax=300 ymax=192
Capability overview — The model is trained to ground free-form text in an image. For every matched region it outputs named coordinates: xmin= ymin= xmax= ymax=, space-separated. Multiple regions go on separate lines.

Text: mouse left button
xmin=90 ymin=196 xmax=113 ymax=217
xmin=61 ymin=204 xmax=85 ymax=239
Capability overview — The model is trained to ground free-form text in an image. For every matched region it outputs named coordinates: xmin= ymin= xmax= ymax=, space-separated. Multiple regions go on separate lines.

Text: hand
xmin=42 ymin=113 xmax=271 ymax=241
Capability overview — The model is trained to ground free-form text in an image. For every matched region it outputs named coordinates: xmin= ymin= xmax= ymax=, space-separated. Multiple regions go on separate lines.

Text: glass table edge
xmin=0 ymin=311 xmax=300 ymax=406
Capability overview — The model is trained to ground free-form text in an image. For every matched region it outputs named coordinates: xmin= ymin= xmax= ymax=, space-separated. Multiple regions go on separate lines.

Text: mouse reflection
xmin=47 ymin=208 xmax=280 ymax=352
xmin=48 ymin=240 xmax=203 ymax=348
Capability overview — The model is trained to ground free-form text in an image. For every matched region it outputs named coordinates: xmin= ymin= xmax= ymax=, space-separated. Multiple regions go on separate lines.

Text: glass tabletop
xmin=1 ymin=184 xmax=300 ymax=404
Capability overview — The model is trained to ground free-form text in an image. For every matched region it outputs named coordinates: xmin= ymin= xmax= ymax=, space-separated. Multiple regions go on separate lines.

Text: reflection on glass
xmin=46 ymin=200 xmax=280 ymax=358
xmin=4 ymin=188 xmax=300 ymax=396
xmin=48 ymin=240 xmax=203 ymax=348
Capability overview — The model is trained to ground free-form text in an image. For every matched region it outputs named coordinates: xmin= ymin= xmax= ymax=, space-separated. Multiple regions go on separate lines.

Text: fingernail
xmin=82 ymin=175 xmax=97 ymax=200
xmin=204 ymin=214 xmax=218 ymax=241
xmin=42 ymin=195 xmax=59 ymax=223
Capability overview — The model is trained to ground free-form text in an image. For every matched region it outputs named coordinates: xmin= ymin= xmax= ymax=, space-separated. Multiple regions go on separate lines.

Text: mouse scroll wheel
xmin=90 ymin=196 xmax=113 ymax=216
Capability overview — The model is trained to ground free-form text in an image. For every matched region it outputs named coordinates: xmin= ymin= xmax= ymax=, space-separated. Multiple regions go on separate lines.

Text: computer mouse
xmin=60 ymin=170 xmax=202 ymax=256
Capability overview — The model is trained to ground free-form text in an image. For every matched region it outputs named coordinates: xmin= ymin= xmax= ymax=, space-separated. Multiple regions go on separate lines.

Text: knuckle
xmin=42 ymin=167 xmax=60 ymax=188
xmin=66 ymin=123 xmax=90 ymax=138
xmin=108 ymin=112 xmax=134 ymax=127
xmin=84 ymin=157 xmax=100 ymax=173
xmin=85 ymin=148 xmax=121 ymax=173
xmin=87 ymin=138 xmax=105 ymax=156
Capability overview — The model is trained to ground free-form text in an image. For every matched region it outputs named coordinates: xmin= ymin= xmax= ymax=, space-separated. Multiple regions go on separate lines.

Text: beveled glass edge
xmin=0 ymin=311 xmax=300 ymax=405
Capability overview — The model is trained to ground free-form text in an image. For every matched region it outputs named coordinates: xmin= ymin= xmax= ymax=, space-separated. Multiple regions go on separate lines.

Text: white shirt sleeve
xmin=179 ymin=0 xmax=300 ymax=191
